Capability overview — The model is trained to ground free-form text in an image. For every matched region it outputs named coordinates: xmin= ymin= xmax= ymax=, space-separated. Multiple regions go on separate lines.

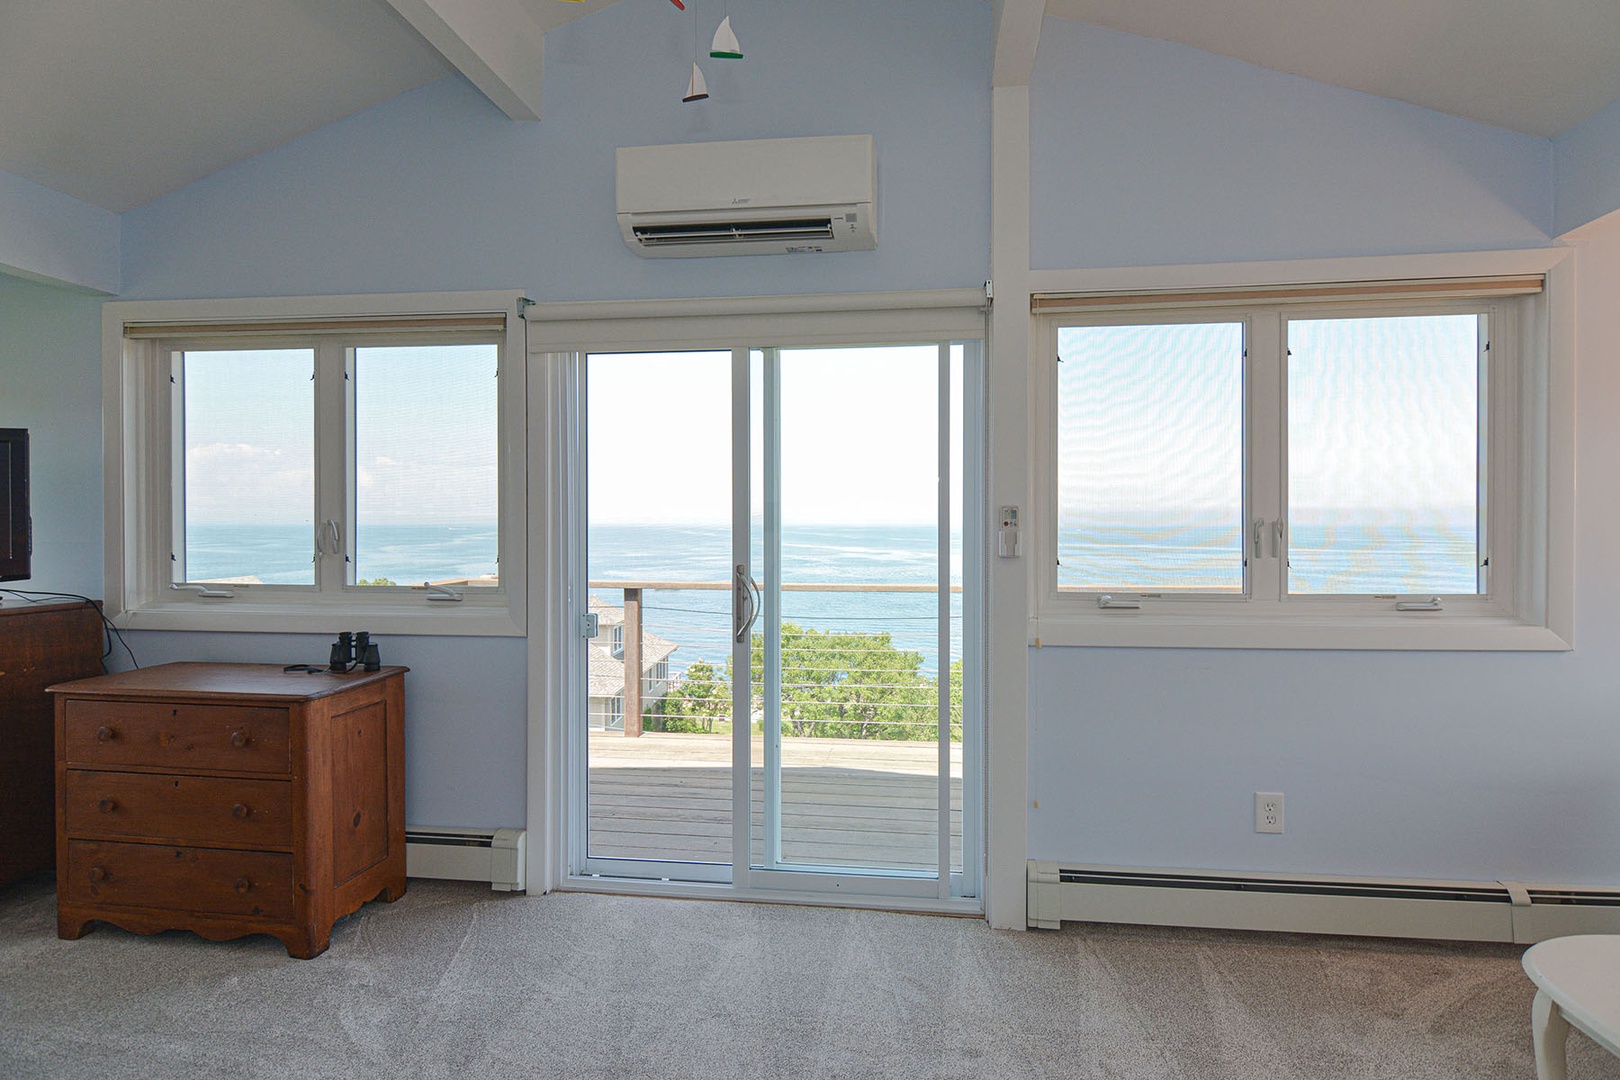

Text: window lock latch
xmin=1395 ymin=596 xmax=1444 ymax=612
xmin=1097 ymin=594 xmax=1141 ymax=610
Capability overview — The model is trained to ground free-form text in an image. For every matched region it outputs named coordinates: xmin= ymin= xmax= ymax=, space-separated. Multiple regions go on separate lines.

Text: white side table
xmin=1523 ymin=935 xmax=1620 ymax=1079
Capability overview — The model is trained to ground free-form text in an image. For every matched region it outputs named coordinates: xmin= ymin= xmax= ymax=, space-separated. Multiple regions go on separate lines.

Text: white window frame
xmin=103 ymin=290 xmax=528 ymax=636
xmin=1027 ymin=249 xmax=1574 ymax=651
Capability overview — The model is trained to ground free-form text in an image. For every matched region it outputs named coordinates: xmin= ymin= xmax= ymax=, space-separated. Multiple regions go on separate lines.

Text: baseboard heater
xmin=406 ymin=826 xmax=526 ymax=892
xmin=1028 ymin=861 xmax=1620 ymax=943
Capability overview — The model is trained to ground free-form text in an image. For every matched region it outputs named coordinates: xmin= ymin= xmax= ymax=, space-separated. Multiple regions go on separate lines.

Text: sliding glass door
xmin=578 ymin=340 xmax=978 ymax=901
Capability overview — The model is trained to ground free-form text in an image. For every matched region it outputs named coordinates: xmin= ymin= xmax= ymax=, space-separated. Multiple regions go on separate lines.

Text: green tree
xmin=656 ymin=659 xmax=728 ymax=734
xmin=751 ymin=622 xmax=940 ymax=741
xmin=947 ymin=658 xmax=963 ymax=743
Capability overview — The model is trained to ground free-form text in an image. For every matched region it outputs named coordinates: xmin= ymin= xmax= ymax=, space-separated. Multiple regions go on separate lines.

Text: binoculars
xmin=329 ymin=630 xmax=381 ymax=672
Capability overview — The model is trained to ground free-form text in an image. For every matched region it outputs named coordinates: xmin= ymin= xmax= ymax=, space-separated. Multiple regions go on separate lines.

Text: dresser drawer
xmin=65 ymin=840 xmax=294 ymax=920
xmin=63 ymin=771 xmax=293 ymax=850
xmin=63 ymin=699 xmax=291 ymax=774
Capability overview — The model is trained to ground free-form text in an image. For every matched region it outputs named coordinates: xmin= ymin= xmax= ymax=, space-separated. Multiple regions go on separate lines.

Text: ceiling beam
xmin=993 ymin=0 xmax=1045 ymax=88
xmin=381 ymin=0 xmax=547 ymax=121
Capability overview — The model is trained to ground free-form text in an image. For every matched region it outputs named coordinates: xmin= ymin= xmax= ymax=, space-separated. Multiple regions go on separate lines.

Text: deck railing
xmin=588 ymin=579 xmax=962 ymax=742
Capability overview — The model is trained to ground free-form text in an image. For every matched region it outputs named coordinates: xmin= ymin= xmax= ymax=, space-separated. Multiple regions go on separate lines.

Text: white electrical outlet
xmin=1255 ymin=791 xmax=1284 ymax=834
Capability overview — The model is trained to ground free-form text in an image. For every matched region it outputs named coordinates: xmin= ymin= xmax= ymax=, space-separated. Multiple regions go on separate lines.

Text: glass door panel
xmin=577 ymin=341 xmax=975 ymax=898
xmin=750 ymin=345 xmax=957 ymax=878
xmin=583 ymin=351 xmax=735 ymax=876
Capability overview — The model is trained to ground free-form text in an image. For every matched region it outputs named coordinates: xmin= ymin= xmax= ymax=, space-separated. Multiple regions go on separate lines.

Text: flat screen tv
xmin=1 ymin=428 xmax=30 ymax=582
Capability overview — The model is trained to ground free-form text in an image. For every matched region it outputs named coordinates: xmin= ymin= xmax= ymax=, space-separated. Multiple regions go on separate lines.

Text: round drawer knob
xmin=97 ymin=798 xmax=118 ymax=813
xmin=87 ymin=866 xmax=107 ymax=883
xmin=231 ymin=803 xmax=250 ymax=820
xmin=229 ymin=730 xmax=249 ymax=749
xmin=95 ymin=725 xmax=114 ymax=742
xmin=233 ymin=877 xmax=251 ymax=895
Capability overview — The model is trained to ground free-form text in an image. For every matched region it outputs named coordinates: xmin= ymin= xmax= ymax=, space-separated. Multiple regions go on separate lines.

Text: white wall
xmin=1023 ymin=21 xmax=1620 ymax=885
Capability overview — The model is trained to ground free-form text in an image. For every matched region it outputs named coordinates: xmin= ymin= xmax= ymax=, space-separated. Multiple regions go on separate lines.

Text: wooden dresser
xmin=0 ymin=601 xmax=104 ymax=888
xmin=49 ymin=662 xmax=407 ymax=958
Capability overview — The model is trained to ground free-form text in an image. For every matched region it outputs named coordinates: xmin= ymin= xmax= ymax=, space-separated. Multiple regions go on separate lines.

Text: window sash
xmin=1282 ymin=311 xmax=1488 ymax=599
xmin=1040 ymin=296 xmax=1515 ymax=613
xmin=1054 ymin=319 xmax=1247 ymax=596
xmin=104 ymin=290 xmax=528 ymax=636
xmin=167 ymin=332 xmax=505 ymax=597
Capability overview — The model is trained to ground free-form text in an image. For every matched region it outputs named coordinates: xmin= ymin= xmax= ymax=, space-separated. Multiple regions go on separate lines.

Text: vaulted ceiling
xmin=2 ymin=1 xmax=1616 ymax=214
xmin=1045 ymin=0 xmax=1620 ymax=140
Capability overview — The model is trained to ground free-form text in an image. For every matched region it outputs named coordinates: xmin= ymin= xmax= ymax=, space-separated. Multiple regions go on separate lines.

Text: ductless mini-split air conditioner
xmin=616 ymin=134 xmax=876 ymax=257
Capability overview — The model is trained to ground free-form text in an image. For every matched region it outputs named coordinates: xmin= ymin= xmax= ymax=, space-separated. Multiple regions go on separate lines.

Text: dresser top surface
xmin=0 ymin=599 xmax=102 ymax=620
xmin=47 ymin=662 xmax=408 ymax=702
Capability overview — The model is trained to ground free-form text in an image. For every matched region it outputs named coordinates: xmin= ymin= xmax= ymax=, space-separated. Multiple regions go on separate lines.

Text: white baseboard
xmin=1028 ymin=862 xmax=1620 ymax=943
xmin=406 ymin=826 xmax=527 ymax=892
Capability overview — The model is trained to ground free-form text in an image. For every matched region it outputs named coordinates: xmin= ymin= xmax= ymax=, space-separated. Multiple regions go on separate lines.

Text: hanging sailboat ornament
xmin=682 ymin=62 xmax=709 ymax=102
xmin=709 ymin=16 xmax=742 ymax=59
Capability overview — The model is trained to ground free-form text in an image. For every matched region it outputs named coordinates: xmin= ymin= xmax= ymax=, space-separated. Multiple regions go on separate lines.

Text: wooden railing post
xmin=623 ymin=587 xmax=643 ymax=737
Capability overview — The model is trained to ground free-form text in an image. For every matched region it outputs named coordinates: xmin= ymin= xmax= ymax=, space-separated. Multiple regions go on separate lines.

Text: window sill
xmin=112 ymin=598 xmax=524 ymax=637
xmin=1028 ymin=611 xmax=1571 ymax=651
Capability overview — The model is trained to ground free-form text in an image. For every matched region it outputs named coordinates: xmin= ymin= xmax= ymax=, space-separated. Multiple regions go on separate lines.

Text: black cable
xmin=0 ymin=589 xmax=140 ymax=671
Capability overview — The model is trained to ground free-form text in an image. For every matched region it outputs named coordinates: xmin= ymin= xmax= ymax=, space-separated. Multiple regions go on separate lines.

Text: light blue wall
xmin=122 ymin=0 xmax=991 ymax=301
xmin=1031 ymin=20 xmax=1553 ymax=269
xmin=1025 ymin=220 xmax=1620 ymax=884
xmin=0 ymin=273 xmax=105 ymax=598
xmin=1024 ymin=21 xmax=1620 ymax=884
xmin=105 ymin=0 xmax=993 ymax=831
xmin=0 ymin=169 xmax=120 ymax=294
xmin=14 ymin=5 xmax=1620 ymax=885
xmin=1554 ymin=96 xmax=1620 ymax=237
xmin=112 ymin=631 xmax=528 ymax=829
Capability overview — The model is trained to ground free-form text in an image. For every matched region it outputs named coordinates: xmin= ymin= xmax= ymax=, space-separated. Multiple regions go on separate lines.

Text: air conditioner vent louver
xmin=633 ymin=218 xmax=838 ymax=247
xmin=1526 ymin=888 xmax=1620 ymax=907
xmin=617 ymin=135 xmax=876 ymax=258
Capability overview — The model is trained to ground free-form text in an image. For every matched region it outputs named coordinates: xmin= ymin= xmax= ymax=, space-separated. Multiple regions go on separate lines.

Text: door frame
xmin=524 ymin=291 xmax=988 ymax=914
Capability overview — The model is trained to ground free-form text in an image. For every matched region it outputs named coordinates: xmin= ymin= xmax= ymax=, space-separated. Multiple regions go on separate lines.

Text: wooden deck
xmin=587 ymin=732 xmax=963 ymax=871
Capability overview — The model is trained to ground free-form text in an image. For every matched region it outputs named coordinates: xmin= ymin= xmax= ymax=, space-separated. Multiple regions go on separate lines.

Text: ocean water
xmin=187 ymin=515 xmax=1476 ymax=680
xmin=187 ymin=522 xmax=499 ymax=587
xmin=587 ymin=523 xmax=964 ymax=677
xmin=1057 ymin=513 xmax=1479 ymax=595
xmin=184 ymin=520 xmax=964 ymax=675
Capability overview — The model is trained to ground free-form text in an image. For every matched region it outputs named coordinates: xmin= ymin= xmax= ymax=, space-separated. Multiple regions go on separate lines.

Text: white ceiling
xmin=1045 ymin=0 xmax=1620 ymax=139
xmin=0 ymin=0 xmax=611 ymax=213
xmin=1 ymin=0 xmax=1616 ymax=214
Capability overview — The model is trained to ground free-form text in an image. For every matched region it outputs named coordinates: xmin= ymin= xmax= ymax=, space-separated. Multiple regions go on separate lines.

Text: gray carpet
xmin=3 ymin=874 xmax=1619 ymax=1079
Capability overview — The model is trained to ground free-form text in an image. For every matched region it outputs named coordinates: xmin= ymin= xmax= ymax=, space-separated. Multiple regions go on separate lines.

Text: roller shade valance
xmin=1031 ymin=276 xmax=1544 ymax=314
xmin=122 ymin=312 xmax=507 ymax=340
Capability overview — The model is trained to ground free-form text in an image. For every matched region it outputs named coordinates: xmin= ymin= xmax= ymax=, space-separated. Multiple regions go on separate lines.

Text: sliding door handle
xmin=734 ymin=564 xmax=761 ymax=642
